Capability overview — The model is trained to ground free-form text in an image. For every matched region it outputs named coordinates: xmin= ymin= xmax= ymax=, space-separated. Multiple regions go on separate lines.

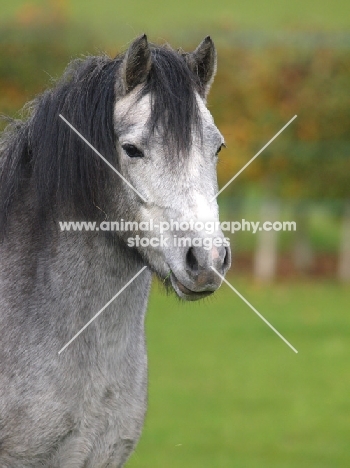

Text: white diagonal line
xmin=211 ymin=267 xmax=298 ymax=353
xmin=211 ymin=115 xmax=297 ymax=201
xmin=59 ymin=114 xmax=147 ymax=202
xmin=58 ymin=266 xmax=148 ymax=354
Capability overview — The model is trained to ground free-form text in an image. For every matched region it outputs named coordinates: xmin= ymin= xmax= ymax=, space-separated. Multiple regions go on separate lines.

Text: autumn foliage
xmin=210 ymin=44 xmax=350 ymax=199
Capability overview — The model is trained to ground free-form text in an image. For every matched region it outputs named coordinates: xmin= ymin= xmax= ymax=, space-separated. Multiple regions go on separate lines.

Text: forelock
xmin=139 ymin=46 xmax=203 ymax=155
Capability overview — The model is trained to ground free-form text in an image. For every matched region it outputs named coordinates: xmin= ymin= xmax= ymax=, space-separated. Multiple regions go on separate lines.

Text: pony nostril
xmin=223 ymin=246 xmax=230 ymax=269
xmin=186 ymin=247 xmax=199 ymax=273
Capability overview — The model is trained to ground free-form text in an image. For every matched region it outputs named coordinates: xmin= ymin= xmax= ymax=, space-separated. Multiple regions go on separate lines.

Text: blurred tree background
xmin=1 ymin=2 xmax=350 ymax=468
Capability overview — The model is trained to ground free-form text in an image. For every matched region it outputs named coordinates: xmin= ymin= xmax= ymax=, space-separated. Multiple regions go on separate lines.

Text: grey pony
xmin=0 ymin=35 xmax=231 ymax=467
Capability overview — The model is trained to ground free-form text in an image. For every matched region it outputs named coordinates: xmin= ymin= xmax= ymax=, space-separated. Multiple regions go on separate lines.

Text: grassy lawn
xmin=127 ymin=278 xmax=350 ymax=467
xmin=1 ymin=0 xmax=349 ymax=44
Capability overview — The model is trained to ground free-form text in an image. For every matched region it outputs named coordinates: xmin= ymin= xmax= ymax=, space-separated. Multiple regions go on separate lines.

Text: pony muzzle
xmin=170 ymin=243 xmax=231 ymax=301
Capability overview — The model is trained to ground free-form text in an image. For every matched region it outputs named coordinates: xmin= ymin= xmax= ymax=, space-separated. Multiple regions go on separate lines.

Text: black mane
xmin=0 ymin=44 xmax=202 ymax=236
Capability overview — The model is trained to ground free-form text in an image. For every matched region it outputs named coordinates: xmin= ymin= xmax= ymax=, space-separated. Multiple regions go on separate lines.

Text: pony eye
xmin=122 ymin=144 xmax=144 ymax=158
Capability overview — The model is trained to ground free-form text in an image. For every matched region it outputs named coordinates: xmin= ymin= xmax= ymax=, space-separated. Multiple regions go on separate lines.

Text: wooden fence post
xmin=254 ymin=200 xmax=279 ymax=282
xmin=338 ymin=201 xmax=350 ymax=282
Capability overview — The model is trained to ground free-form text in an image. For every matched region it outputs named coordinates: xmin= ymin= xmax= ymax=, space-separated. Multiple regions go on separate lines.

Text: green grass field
xmin=127 ymin=279 xmax=349 ymax=467
xmin=1 ymin=0 xmax=350 ymax=44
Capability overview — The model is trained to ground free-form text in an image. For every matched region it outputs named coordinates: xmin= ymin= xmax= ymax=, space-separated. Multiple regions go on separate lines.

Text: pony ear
xmin=121 ymin=34 xmax=151 ymax=94
xmin=185 ymin=36 xmax=217 ymax=98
